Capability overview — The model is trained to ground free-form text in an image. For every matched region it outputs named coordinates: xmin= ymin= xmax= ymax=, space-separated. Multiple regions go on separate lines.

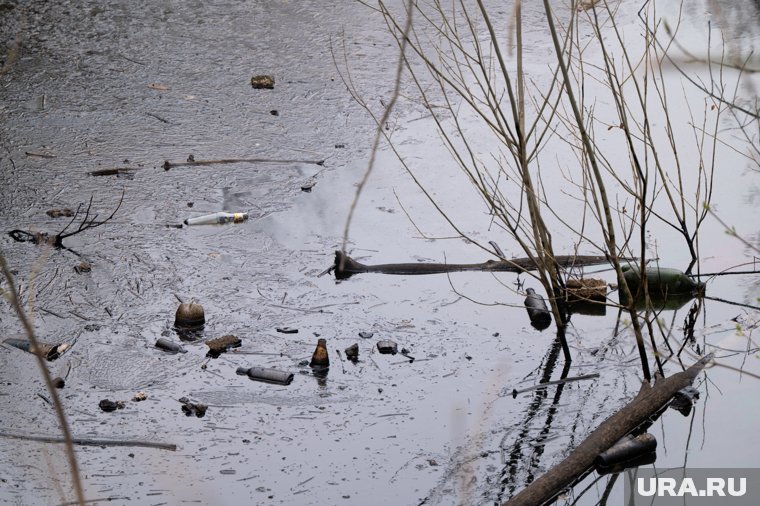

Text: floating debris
xmin=206 ymin=334 xmax=242 ymax=358
xmin=179 ymin=397 xmax=207 ymax=418
xmin=99 ymin=399 xmax=125 ymax=412
xmin=236 ymin=366 xmax=294 ymax=385
xmin=250 ymin=75 xmax=275 ymax=89
xmin=132 ymin=392 xmax=148 ymax=402
xmin=524 ymin=288 xmax=552 ymax=330
xmin=377 ymin=340 xmax=398 ymax=355
xmin=74 ymin=261 xmax=92 ymax=274
xmin=46 ymin=208 xmax=75 ymax=218
xmin=669 ymin=385 xmax=700 ymax=416
xmin=4 ymin=338 xmax=69 ymax=361
xmin=155 ymin=338 xmax=187 ymax=354
xmin=276 ymin=327 xmax=298 ymax=334
xmin=184 ymin=212 xmax=248 ymax=226
xmin=565 ymin=278 xmax=606 ymax=302
xmin=310 ymin=338 xmax=329 ymax=368
xmin=595 ymin=433 xmax=657 ymax=474
xmin=345 ymin=343 xmax=359 ymax=362
xmin=174 ymin=302 xmax=205 ymax=329
xmin=622 ymin=264 xmax=705 ymax=298
xmin=358 ymin=331 xmax=374 ymax=339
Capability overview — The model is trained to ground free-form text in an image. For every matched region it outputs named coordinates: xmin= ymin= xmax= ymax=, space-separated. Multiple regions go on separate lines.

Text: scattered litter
xmin=174 ymin=302 xmax=205 ymax=329
xmin=250 ymin=75 xmax=275 ymax=89
xmin=206 ymin=334 xmax=242 ymax=358
xmin=400 ymin=348 xmax=415 ymax=362
xmin=565 ymin=278 xmax=607 ymax=302
xmin=132 ymin=392 xmax=148 ymax=402
xmin=344 ymin=343 xmax=359 ymax=362
xmin=236 ymin=366 xmax=294 ymax=385
xmin=46 ymin=208 xmax=74 ymax=218
xmin=179 ymin=397 xmax=207 ymax=417
xmin=89 ymin=168 xmax=135 ymax=178
xmin=148 ymin=83 xmax=169 ymax=90
xmin=276 ymin=327 xmax=298 ymax=334
xmin=184 ymin=212 xmax=248 ymax=226
xmin=25 ymin=151 xmax=55 ymax=159
xmin=74 ymin=261 xmax=92 ymax=274
xmin=524 ymin=288 xmax=552 ymax=330
xmin=301 ymin=181 xmax=316 ymax=192
xmin=155 ymin=338 xmax=187 ymax=354
xmin=4 ymin=338 xmax=69 ymax=361
xmin=359 ymin=331 xmax=374 ymax=339
xmin=99 ymin=399 xmax=125 ymax=412
xmin=595 ymin=433 xmax=657 ymax=474
xmin=310 ymin=338 xmax=329 ymax=368
xmin=669 ymin=385 xmax=700 ymax=416
xmin=377 ymin=340 xmax=398 ymax=355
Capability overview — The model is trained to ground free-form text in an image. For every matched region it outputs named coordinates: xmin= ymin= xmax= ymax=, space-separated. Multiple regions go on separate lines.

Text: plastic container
xmin=184 ymin=212 xmax=248 ymax=226
xmin=524 ymin=288 xmax=552 ymax=330
xmin=621 ymin=264 xmax=704 ymax=297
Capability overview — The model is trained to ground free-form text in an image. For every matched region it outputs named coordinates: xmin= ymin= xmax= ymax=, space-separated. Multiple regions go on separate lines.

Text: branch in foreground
xmin=504 ymin=354 xmax=713 ymax=506
xmin=0 ymin=431 xmax=177 ymax=451
xmin=331 ymin=250 xmax=617 ymax=280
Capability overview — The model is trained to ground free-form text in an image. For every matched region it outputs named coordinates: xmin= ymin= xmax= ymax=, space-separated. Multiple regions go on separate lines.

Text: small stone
xmin=358 ymin=331 xmax=374 ymax=339
xmin=132 ymin=391 xmax=147 ymax=402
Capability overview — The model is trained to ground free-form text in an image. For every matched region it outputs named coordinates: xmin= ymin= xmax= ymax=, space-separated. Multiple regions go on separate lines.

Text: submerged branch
xmin=331 ymin=250 xmax=619 ymax=280
xmin=0 ymin=431 xmax=177 ymax=451
xmin=504 ymin=354 xmax=713 ymax=506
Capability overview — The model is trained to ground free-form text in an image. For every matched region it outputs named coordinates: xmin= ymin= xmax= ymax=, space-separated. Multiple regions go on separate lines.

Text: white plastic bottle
xmin=184 ymin=212 xmax=248 ymax=226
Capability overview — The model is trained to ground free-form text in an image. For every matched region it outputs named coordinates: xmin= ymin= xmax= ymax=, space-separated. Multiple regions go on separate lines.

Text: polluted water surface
xmin=1 ymin=1 xmax=760 ymax=506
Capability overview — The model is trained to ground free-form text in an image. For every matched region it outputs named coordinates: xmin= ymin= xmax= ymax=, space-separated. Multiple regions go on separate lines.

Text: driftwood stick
xmin=333 ymin=250 xmax=616 ymax=280
xmin=504 ymin=354 xmax=713 ymax=506
xmin=0 ymin=431 xmax=177 ymax=451
xmin=163 ymin=157 xmax=325 ymax=170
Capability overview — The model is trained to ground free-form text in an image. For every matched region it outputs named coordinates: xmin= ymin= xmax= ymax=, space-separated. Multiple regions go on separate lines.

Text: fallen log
xmin=504 ymin=354 xmax=713 ymax=506
xmin=332 ymin=250 xmax=615 ymax=280
xmin=0 ymin=431 xmax=177 ymax=451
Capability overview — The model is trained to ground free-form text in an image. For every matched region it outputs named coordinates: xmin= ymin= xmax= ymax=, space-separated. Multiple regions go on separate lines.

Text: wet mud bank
xmin=2 ymin=1 xmax=760 ymax=505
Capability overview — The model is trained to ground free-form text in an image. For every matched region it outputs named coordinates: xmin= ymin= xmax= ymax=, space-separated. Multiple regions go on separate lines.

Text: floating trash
xmin=174 ymin=302 xmax=205 ymax=328
xmin=206 ymin=334 xmax=242 ymax=358
xmin=345 ymin=343 xmax=359 ymax=362
xmin=669 ymin=385 xmax=700 ymax=416
xmin=184 ymin=212 xmax=248 ymax=226
xmin=132 ymin=391 xmax=148 ymax=402
xmin=179 ymin=397 xmax=207 ymax=417
xmin=155 ymin=337 xmax=187 ymax=354
xmin=622 ymin=264 xmax=705 ymax=298
xmin=276 ymin=327 xmax=298 ymax=334
xmin=376 ymin=340 xmax=398 ymax=355
xmin=250 ymin=75 xmax=275 ymax=89
xmin=310 ymin=338 xmax=329 ymax=368
xmin=4 ymin=338 xmax=69 ymax=361
xmin=236 ymin=366 xmax=294 ymax=386
xmin=595 ymin=433 xmax=657 ymax=474
xmin=524 ymin=288 xmax=552 ymax=330
xmin=99 ymin=399 xmax=125 ymax=412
